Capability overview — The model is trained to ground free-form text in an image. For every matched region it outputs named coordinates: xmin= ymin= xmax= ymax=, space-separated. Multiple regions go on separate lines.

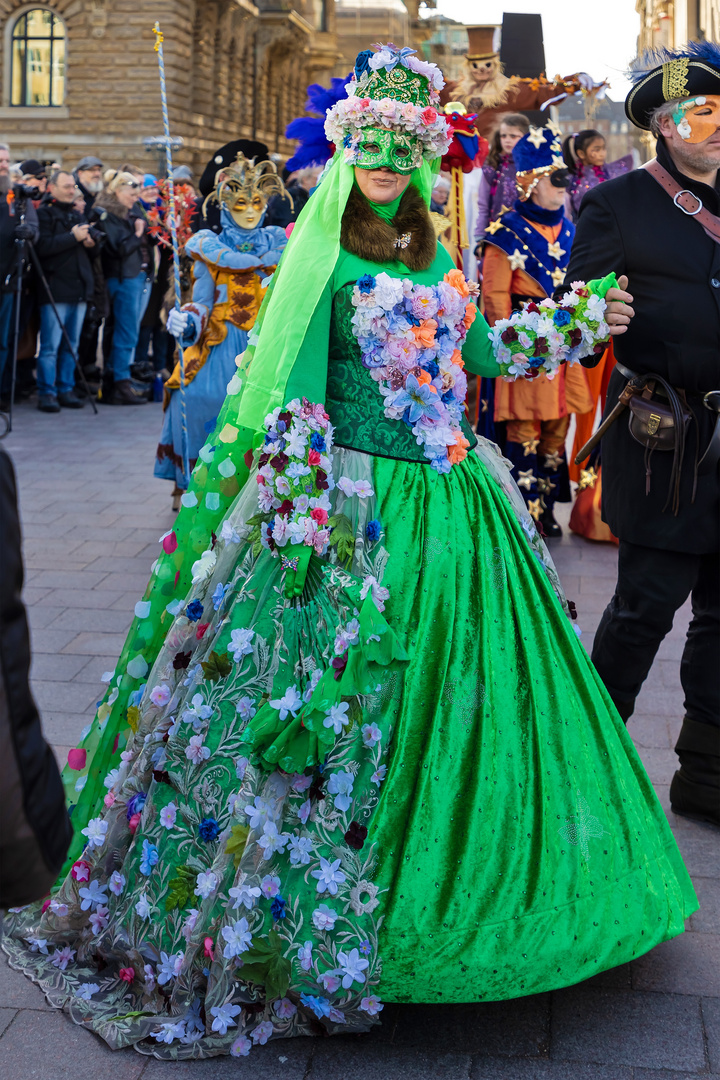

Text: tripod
xmin=0 ymin=196 xmax=98 ymax=437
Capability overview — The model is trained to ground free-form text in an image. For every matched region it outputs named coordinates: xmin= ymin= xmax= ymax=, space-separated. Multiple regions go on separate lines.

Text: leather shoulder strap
xmin=642 ymin=158 xmax=720 ymax=244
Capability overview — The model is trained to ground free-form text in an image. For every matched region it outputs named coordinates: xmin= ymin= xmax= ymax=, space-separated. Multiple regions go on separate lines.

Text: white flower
xmin=228 ymin=880 xmax=262 ymax=911
xmin=371 ymin=764 xmax=387 ymax=786
xmin=288 ymin=834 xmax=314 ymax=866
xmin=312 ymin=857 xmax=346 ymax=895
xmin=81 ymin=816 xmax=108 ymax=850
xmin=349 ymin=880 xmax=379 ymax=916
xmin=236 ymin=696 xmax=256 ymax=720
xmin=374 ymin=272 xmax=404 ymax=309
xmin=185 ymin=734 xmax=210 ymax=764
xmin=191 ymin=548 xmax=216 ymax=584
xmin=585 ymin=293 xmax=606 ymax=322
xmin=51 ymin=946 xmax=75 ymax=970
xmin=284 ymin=428 xmax=307 ymax=457
xmin=269 ymin=684 xmax=303 ymax=720
xmin=26 ymin=936 xmax=49 ymax=954
xmin=229 ymin=627 xmax=254 ymax=661
xmin=257 ymin=821 xmax=290 ymax=860
xmin=327 ymin=769 xmax=354 ymax=812
xmin=312 ymin=904 xmax=338 ymax=931
xmin=323 ymin=701 xmax=350 ymax=735
xmin=49 ymin=899 xmax=69 ymax=917
xmin=135 ymin=894 xmax=152 ymax=919
xmin=244 ymin=796 xmax=273 ymax=830
xmin=194 ymin=871 xmax=218 ymax=899
xmin=235 ymin=756 xmax=249 ymax=780
xmin=210 ymin=1001 xmax=241 ymax=1035
xmin=361 ymin=723 xmax=382 ymax=748
xmin=183 ymin=693 xmax=212 ymax=731
xmin=160 ymin=802 xmax=177 ymax=829
xmin=149 ymin=684 xmax=171 ymax=707
xmin=152 ymin=1021 xmax=185 ymax=1044
xmin=337 ymin=947 xmax=369 ymax=988
xmin=336 ymin=475 xmax=355 ymax=497
xmin=220 ymin=520 xmax=242 ymax=544
xmin=275 ymin=475 xmax=291 ymax=497
xmin=251 ymin=1020 xmax=274 ymax=1045
xmin=78 ymin=879 xmax=108 ymax=912
xmin=181 ymin=909 xmax=199 ymax=940
xmin=230 ymin=1035 xmax=252 ymax=1057
xmin=144 ymin=963 xmax=156 ymax=990
xmin=360 ymin=994 xmax=384 ymax=1016
xmin=274 ymin=997 xmax=297 ymax=1019
xmin=260 ymin=874 xmax=281 ymax=898
xmin=103 ymin=768 xmax=120 ymax=790
xmin=89 ymin=906 xmax=109 ymax=934
xmin=297 ymin=940 xmax=314 ymax=971
xmin=353 ymin=479 xmax=374 ymax=498
xmin=221 ymin=917 xmax=252 ymax=959
xmin=157 ymin=950 xmax=184 ymax=985
xmin=360 ymin=575 xmax=390 ymax=612
xmin=108 ymin=871 xmax=125 ymax=896
xmin=317 ymin=970 xmax=341 ymax=993
xmin=297 ymin=798 xmax=312 ymax=825
xmin=75 ymin=982 xmax=100 ymax=1001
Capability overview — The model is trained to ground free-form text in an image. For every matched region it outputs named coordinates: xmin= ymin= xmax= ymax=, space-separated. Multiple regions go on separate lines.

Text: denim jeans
xmin=0 ymin=292 xmax=15 ymax=392
xmin=105 ymin=274 xmax=146 ymax=383
xmin=36 ymin=301 xmax=87 ymax=396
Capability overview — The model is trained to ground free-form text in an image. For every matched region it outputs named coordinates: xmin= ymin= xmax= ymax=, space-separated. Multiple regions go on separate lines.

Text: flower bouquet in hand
xmin=489 ymin=273 xmax=618 ymax=381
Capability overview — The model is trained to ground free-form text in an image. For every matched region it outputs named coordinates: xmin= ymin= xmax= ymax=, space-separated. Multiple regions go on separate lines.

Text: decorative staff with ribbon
xmin=152 ymin=22 xmax=190 ymax=487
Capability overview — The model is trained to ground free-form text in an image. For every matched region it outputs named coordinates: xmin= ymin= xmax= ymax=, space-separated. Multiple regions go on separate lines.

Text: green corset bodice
xmin=326 ymin=283 xmax=477 ymax=462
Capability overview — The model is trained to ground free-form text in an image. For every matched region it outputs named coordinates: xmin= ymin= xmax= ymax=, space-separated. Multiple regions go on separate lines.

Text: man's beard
xmin=0 ymin=174 xmax=10 ymax=195
xmin=671 ymin=137 xmax=720 ymax=176
xmin=84 ymin=179 xmax=103 ymax=194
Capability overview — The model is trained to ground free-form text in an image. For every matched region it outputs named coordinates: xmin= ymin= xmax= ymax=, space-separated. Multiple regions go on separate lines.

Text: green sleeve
xmin=283 ymin=279 xmax=332 ymax=405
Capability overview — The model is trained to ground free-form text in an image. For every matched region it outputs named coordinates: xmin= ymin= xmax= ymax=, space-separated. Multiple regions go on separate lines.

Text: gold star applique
xmin=498 ymin=204 xmax=512 ymax=215
xmin=508 ymin=249 xmax=528 ymax=271
xmin=528 ymin=497 xmax=543 ymax=520
xmin=486 ymin=218 xmax=503 ymax=235
xmin=527 ymin=126 xmax=547 ymax=148
xmin=537 ymin=476 xmax=556 ymax=495
xmin=551 ymin=267 xmax=566 ymax=287
xmin=517 ymin=469 xmax=536 ymax=490
xmin=547 ymin=119 xmax=563 ymax=137
xmin=577 ymin=466 xmax=599 ymax=491
xmin=522 ymin=438 xmax=540 ymax=456
xmin=543 ymin=450 xmax=563 ymax=470
xmin=547 ymin=240 xmax=566 ymax=260
xmin=481 ymin=398 xmax=489 ymax=413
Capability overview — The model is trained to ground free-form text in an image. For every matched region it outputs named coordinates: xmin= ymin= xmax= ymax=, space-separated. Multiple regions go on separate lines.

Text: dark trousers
xmin=592 ymin=540 xmax=719 ymax=809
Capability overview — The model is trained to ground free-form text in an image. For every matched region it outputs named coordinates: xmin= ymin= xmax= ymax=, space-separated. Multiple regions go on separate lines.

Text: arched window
xmin=10 ymin=9 xmax=65 ymax=107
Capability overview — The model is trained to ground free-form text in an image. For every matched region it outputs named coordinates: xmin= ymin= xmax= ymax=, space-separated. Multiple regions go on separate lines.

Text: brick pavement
xmin=0 ymin=401 xmax=716 ymax=1079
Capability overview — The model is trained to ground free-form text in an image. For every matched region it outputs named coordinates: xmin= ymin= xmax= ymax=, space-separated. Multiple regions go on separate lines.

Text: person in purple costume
xmin=562 ymin=129 xmax=634 ymax=222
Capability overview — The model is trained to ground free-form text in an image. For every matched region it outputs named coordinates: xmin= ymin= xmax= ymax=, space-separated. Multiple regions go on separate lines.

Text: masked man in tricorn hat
xmin=566 ymin=43 xmax=720 ymax=825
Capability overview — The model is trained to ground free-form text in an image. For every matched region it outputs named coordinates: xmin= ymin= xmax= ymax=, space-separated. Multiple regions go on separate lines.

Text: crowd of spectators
xmin=0 ymin=145 xmax=198 ymax=415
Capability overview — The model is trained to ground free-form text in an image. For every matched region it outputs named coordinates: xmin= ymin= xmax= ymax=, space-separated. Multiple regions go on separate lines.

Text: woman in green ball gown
xmin=4 ymin=45 xmax=696 ymax=1059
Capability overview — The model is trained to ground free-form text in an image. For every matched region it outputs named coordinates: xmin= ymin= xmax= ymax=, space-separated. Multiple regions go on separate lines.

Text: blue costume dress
xmin=155 ymin=210 xmax=286 ymax=488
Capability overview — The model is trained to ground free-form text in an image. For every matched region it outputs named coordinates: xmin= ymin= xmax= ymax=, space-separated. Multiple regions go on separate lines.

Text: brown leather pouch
xmin=627 ymin=382 xmax=692 ymax=451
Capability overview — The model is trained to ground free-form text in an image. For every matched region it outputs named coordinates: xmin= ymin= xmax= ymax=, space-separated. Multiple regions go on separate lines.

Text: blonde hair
xmin=103 ymin=169 xmax=137 ymax=193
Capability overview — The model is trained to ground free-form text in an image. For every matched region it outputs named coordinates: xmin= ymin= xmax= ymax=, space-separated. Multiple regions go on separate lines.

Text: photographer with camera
xmin=0 ymin=153 xmax=38 ymax=410
xmin=34 ymin=170 xmax=98 ymax=412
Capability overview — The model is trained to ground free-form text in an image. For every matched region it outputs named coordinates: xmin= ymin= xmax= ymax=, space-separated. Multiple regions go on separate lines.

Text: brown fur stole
xmin=340 ymin=183 xmax=437 ymax=272
xmin=93 ymin=189 xmax=130 ymax=220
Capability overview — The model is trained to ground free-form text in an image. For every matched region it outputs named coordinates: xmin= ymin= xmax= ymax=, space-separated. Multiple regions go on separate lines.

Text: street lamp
xmin=143 ymin=135 xmax=184 ymax=178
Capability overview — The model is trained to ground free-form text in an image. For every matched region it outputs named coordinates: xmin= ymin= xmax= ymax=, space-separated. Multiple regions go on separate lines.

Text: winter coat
xmin=90 ymin=190 xmax=145 ymax=281
xmin=36 ymin=195 xmax=95 ymax=304
xmin=0 ymin=447 xmax=71 ymax=907
xmin=0 ymin=196 xmax=38 ymax=294
xmin=565 ymin=138 xmax=720 ymax=554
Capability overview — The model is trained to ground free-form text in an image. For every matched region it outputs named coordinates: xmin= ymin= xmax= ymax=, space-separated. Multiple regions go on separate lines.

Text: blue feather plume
xmin=628 ymin=39 xmax=720 ymax=84
xmin=284 ymin=74 xmax=353 ymax=172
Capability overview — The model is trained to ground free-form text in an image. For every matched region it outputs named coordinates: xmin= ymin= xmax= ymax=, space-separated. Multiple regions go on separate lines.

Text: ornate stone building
xmin=0 ymin=0 xmax=340 ymax=172
xmin=636 ymin=0 xmax=720 ymax=52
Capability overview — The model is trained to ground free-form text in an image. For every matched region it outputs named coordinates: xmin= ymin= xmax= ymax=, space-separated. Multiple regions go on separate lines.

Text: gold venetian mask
xmin=205 ymin=153 xmax=288 ymax=231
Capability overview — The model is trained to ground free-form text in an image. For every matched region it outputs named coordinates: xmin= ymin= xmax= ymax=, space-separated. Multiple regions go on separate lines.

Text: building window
xmin=10 ymin=9 xmax=65 ymax=107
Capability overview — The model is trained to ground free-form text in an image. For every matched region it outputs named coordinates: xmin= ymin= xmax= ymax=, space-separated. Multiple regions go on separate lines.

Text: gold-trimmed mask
xmin=354 ymin=128 xmax=423 ymax=175
xmin=204 ymin=153 xmax=289 ymax=230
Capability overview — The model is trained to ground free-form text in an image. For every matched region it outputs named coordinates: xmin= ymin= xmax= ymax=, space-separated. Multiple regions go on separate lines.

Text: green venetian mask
xmin=354 ymin=128 xmax=423 ymax=174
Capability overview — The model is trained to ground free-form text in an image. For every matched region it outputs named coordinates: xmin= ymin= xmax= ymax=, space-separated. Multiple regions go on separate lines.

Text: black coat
xmin=0 ymin=197 xmax=38 ymax=294
xmin=36 ymin=196 xmax=95 ymax=304
xmin=90 ymin=190 xmax=145 ymax=281
xmin=565 ymin=139 xmax=720 ymax=554
xmin=0 ymin=448 xmax=71 ymax=907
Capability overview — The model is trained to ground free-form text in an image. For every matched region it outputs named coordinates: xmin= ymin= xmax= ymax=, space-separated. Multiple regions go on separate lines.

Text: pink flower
xmin=128 ymin=812 xmax=141 ymax=833
xmin=310 ymin=507 xmax=328 ymax=526
xmin=103 ymin=792 xmax=116 ymax=808
xmin=71 ymin=860 xmax=91 ymax=882
xmin=119 ymin=967 xmax=135 ymax=982
xmin=149 ymin=684 xmax=171 ymax=708
xmin=308 ymin=450 xmax=321 ymax=466
xmin=203 ymin=936 xmax=215 ymax=960
xmin=421 ymin=106 xmax=438 ymax=125
xmin=196 ymin=622 xmax=210 ymax=640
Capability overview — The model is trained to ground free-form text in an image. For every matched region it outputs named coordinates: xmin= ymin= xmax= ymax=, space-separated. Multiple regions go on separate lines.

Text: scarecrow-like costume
xmin=3 ymin=45 xmax=695 ymax=1060
xmin=155 ymin=153 xmax=288 ymax=493
xmin=483 ymin=125 xmax=592 ymax=537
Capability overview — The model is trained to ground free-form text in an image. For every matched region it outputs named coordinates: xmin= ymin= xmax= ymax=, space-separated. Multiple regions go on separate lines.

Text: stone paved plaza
xmin=0 ymin=401 xmax=717 ymax=1079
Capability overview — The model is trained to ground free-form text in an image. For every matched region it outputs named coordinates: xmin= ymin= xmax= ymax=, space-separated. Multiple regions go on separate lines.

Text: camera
xmin=12 ymin=182 xmax=38 ymax=201
xmin=87 ymin=224 xmax=103 ymax=244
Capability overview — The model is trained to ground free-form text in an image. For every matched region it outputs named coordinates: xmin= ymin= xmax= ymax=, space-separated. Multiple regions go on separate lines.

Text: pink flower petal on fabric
xmin=67 ymin=748 xmax=87 ymax=771
xmin=162 ymin=532 xmax=178 ymax=554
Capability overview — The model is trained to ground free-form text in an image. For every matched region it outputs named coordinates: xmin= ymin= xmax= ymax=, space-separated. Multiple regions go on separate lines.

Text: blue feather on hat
xmin=628 ymin=39 xmax=720 ymax=83
xmin=285 ymin=75 xmax=353 ymax=172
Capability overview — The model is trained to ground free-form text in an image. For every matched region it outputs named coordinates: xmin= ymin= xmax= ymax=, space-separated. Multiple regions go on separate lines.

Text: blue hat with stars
xmin=512 ymin=125 xmax=566 ymax=200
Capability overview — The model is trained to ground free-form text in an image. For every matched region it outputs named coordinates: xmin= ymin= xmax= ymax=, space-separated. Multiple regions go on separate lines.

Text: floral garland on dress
xmin=488 ymin=283 xmax=610 ymax=381
xmin=350 ymin=269 xmax=479 ymax=473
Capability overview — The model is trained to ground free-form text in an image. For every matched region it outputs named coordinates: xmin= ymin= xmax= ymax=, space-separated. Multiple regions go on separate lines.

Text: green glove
xmin=586 ymin=272 xmax=619 ymax=299
xmin=282 ymin=545 xmax=313 ymax=599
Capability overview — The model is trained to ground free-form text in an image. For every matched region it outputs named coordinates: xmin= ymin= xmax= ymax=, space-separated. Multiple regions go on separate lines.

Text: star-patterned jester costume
xmin=2 ymin=46 xmax=695 ymax=1061
xmin=483 ymin=124 xmax=593 ymax=537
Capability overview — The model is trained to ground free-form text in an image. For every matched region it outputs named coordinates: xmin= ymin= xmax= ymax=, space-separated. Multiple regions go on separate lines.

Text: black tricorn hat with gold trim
xmin=625 ymin=41 xmax=720 ymax=130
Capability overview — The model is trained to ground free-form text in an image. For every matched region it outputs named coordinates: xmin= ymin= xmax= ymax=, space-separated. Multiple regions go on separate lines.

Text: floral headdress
xmin=325 ymin=44 xmax=451 ymax=165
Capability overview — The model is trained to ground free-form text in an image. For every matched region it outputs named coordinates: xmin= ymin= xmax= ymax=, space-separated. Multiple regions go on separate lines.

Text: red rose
xmin=119 ymin=967 xmax=135 ymax=982
xmin=128 ymin=812 xmax=141 ymax=834
xmin=311 ymin=507 xmax=328 ymax=526
xmin=308 ymin=450 xmax=321 ymax=466
xmin=421 ymin=106 xmax=438 ymax=125
xmin=196 ymin=622 xmax=210 ymax=640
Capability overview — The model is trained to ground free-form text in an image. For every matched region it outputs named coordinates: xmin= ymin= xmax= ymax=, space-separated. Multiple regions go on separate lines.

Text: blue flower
xmin=553 ymin=309 xmax=572 ymax=328
xmin=310 ymin=432 xmax=326 ymax=452
xmin=126 ymin=792 xmax=146 ymax=821
xmin=300 ymin=993 xmax=332 ymax=1018
xmin=366 ymin=519 xmax=382 ymax=543
xmin=186 ymin=600 xmax=204 ymax=622
xmin=359 ymin=939 xmax=372 ymax=955
xmin=354 ymin=50 xmax=373 ymax=79
xmin=393 ymin=374 xmax=442 ymax=425
xmin=198 ymin=817 xmax=220 ymax=842
xmin=528 ymin=355 xmax=545 ymax=368
xmin=357 ymin=274 xmax=376 ymax=294
xmin=271 ymin=895 xmax=286 ymax=920
xmin=424 ymin=360 xmax=439 ymax=378
xmin=211 ymin=582 xmax=228 ymax=611
xmin=140 ymin=839 xmax=159 ymax=875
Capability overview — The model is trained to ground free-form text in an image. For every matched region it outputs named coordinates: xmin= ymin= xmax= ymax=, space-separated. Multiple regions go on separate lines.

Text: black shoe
xmin=539 ymin=507 xmax=562 ymax=539
xmin=130 ymin=361 xmax=155 ymax=383
xmin=113 ymin=379 xmax=148 ymax=405
xmin=57 ymin=391 xmax=85 ymax=409
xmin=670 ymin=769 xmax=720 ymax=826
xmin=37 ymin=394 xmax=60 ymax=413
